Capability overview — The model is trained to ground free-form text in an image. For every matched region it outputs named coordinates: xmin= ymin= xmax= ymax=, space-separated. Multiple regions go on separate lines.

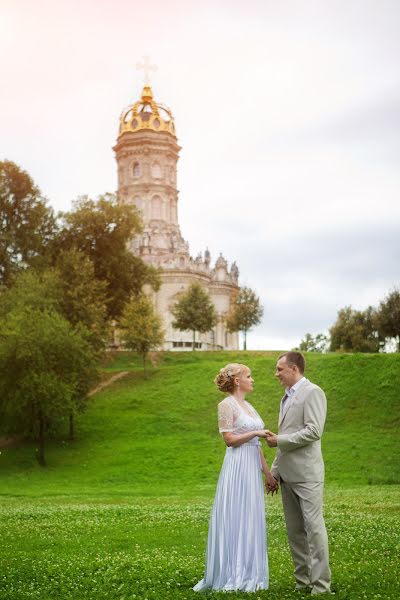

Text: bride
xmin=193 ymin=363 xmax=278 ymax=592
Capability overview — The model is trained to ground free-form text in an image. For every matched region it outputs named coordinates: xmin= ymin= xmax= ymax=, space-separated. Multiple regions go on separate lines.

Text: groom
xmin=265 ymin=352 xmax=331 ymax=595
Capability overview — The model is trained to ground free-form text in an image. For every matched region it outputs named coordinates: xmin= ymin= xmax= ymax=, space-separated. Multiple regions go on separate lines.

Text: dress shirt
xmin=285 ymin=376 xmax=307 ymax=398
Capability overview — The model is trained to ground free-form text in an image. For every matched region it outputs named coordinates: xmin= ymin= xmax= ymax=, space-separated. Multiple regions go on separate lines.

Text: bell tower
xmin=113 ymin=84 xmax=189 ymax=265
xmin=113 ymin=78 xmax=240 ymax=351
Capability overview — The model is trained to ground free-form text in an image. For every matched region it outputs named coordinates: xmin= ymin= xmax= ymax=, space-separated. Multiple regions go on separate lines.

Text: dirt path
xmin=88 ymin=371 xmax=130 ymax=397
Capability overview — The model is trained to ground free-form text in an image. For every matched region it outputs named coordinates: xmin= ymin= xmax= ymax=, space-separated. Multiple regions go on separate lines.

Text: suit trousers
xmin=281 ymin=481 xmax=331 ymax=594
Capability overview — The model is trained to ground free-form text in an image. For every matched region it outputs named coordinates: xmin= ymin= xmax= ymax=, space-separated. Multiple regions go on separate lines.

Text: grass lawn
xmin=1 ymin=351 xmax=399 ymax=599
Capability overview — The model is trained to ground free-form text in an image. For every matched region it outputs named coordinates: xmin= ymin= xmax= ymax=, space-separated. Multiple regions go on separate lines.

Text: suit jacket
xmin=270 ymin=379 xmax=327 ymax=483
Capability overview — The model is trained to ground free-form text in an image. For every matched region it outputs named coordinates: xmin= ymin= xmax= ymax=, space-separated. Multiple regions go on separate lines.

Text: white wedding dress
xmin=193 ymin=395 xmax=269 ymax=592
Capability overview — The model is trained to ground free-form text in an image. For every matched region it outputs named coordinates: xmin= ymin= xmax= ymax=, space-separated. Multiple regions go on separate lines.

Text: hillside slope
xmin=1 ymin=351 xmax=399 ymax=498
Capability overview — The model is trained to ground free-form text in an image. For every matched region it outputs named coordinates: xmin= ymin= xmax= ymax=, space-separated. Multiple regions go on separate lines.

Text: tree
xmin=53 ymin=250 xmax=109 ymax=438
xmin=329 ymin=305 xmax=381 ymax=353
xmin=298 ymin=332 xmax=330 ymax=353
xmin=0 ymin=160 xmax=56 ymax=286
xmin=54 ymin=249 xmax=109 ymax=356
xmin=171 ymin=282 xmax=217 ymax=350
xmin=376 ymin=288 xmax=400 ymax=351
xmin=0 ymin=305 xmax=98 ymax=466
xmin=120 ymin=295 xmax=164 ymax=377
xmin=226 ymin=286 xmax=264 ymax=350
xmin=53 ymin=194 xmax=160 ymax=319
xmin=0 ymin=269 xmax=100 ymax=451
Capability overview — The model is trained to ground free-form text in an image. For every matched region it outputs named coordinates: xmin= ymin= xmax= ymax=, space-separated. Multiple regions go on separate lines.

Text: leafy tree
xmin=226 ymin=286 xmax=264 ymax=350
xmin=53 ymin=194 xmax=160 ymax=319
xmin=0 ymin=160 xmax=56 ymax=286
xmin=0 ymin=306 xmax=97 ymax=466
xmin=171 ymin=282 xmax=216 ymax=350
xmin=53 ymin=250 xmax=109 ymax=438
xmin=298 ymin=332 xmax=329 ymax=353
xmin=54 ymin=249 xmax=109 ymax=355
xmin=329 ymin=305 xmax=381 ymax=353
xmin=120 ymin=295 xmax=164 ymax=377
xmin=376 ymin=288 xmax=400 ymax=351
xmin=0 ymin=269 xmax=99 ymax=453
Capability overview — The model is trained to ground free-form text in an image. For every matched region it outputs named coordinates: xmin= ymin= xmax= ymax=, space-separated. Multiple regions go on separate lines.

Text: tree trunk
xmin=143 ymin=353 xmax=148 ymax=379
xmin=69 ymin=413 xmax=74 ymax=440
xmin=37 ymin=411 xmax=46 ymax=467
xmin=243 ymin=329 xmax=247 ymax=350
xmin=192 ymin=330 xmax=196 ymax=351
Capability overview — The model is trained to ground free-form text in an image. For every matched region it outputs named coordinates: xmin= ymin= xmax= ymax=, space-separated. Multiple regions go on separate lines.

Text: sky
xmin=1 ymin=0 xmax=400 ymax=350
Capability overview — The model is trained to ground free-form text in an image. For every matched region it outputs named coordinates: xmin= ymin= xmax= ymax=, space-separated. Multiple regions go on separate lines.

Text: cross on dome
xmin=136 ymin=56 xmax=158 ymax=84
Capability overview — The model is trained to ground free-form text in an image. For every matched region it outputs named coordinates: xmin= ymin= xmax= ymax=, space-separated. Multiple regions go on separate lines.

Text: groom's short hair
xmin=279 ymin=351 xmax=305 ymax=374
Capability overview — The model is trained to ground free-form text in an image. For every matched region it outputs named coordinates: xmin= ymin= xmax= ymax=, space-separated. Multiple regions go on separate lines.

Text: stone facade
xmin=113 ymin=85 xmax=239 ymax=350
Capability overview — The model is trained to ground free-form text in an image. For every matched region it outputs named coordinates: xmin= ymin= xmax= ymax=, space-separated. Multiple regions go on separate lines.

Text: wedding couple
xmin=193 ymin=351 xmax=331 ymax=595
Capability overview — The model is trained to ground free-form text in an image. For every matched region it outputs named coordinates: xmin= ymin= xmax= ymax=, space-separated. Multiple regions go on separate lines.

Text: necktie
xmin=281 ymin=393 xmax=288 ymax=410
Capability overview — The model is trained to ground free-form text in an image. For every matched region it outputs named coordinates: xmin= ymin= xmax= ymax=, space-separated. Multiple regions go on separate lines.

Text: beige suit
xmin=271 ymin=379 xmax=331 ymax=595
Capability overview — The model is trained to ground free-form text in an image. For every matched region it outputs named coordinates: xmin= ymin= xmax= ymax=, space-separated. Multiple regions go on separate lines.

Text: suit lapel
xmin=279 ymin=380 xmax=310 ymax=426
xmin=279 ymin=393 xmax=294 ymax=426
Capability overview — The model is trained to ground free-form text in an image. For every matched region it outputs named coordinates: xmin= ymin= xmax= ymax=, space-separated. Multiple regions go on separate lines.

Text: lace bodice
xmin=218 ymin=396 xmax=264 ymax=435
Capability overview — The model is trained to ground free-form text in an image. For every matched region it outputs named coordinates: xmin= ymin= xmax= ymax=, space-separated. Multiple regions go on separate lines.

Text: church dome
xmin=118 ymin=85 xmax=176 ymax=137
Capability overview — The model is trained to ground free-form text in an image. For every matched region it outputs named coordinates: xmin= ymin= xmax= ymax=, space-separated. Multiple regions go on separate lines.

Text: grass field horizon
xmin=1 ymin=351 xmax=400 ymax=599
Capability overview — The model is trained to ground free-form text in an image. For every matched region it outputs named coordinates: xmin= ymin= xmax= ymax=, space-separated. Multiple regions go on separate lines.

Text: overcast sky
xmin=2 ymin=0 xmax=399 ymax=350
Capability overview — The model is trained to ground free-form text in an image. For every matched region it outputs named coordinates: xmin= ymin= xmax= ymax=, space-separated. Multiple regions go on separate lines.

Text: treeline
xmin=0 ymin=160 xmax=162 ymax=464
xmin=297 ymin=289 xmax=400 ymax=353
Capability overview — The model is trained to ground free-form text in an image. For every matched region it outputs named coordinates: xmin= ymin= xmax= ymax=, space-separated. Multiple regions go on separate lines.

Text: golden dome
xmin=118 ymin=85 xmax=176 ymax=137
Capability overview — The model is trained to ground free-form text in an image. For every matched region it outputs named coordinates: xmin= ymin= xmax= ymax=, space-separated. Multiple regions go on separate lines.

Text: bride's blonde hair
xmin=214 ymin=363 xmax=249 ymax=393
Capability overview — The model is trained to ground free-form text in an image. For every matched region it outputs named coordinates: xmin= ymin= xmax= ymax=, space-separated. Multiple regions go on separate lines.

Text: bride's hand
xmin=256 ymin=430 xmax=269 ymax=438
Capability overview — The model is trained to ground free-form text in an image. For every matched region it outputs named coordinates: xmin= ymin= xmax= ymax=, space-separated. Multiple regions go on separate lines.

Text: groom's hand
xmin=265 ymin=431 xmax=278 ymax=447
xmin=265 ymin=472 xmax=279 ymax=495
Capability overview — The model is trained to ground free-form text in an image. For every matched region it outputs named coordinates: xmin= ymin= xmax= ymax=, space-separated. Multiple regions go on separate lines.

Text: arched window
xmin=132 ymin=162 xmax=140 ymax=177
xmin=169 ymin=199 xmax=177 ymax=222
xmin=151 ymin=162 xmax=162 ymax=179
xmin=151 ymin=195 xmax=162 ymax=219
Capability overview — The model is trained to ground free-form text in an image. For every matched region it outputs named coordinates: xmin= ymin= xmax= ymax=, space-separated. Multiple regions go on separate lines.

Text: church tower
xmin=113 ymin=83 xmax=239 ymax=350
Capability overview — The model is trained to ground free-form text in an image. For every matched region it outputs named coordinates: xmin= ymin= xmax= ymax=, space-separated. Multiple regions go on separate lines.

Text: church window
xmin=169 ymin=199 xmax=177 ymax=222
xmin=152 ymin=162 xmax=162 ymax=179
xmin=151 ymin=195 xmax=162 ymax=219
xmin=133 ymin=162 xmax=140 ymax=177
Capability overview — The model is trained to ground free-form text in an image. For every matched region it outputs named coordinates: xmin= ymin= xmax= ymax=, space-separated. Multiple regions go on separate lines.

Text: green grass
xmin=1 ymin=351 xmax=400 ymax=599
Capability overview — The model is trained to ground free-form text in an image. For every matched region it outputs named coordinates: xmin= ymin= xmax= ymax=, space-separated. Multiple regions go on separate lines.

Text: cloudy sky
xmin=2 ymin=0 xmax=400 ymax=349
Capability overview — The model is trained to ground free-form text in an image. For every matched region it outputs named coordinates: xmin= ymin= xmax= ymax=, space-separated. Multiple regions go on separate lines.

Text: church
xmin=113 ymin=82 xmax=239 ymax=350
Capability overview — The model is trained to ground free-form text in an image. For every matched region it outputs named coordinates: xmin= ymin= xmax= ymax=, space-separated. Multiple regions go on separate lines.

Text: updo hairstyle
xmin=214 ymin=363 xmax=249 ymax=393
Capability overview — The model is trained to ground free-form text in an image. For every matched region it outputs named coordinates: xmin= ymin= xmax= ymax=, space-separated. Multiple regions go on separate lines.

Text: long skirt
xmin=193 ymin=442 xmax=269 ymax=592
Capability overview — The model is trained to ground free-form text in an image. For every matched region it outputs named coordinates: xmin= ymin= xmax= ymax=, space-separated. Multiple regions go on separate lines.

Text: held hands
xmin=265 ymin=471 xmax=279 ymax=495
xmin=256 ymin=430 xmax=270 ymax=439
xmin=264 ymin=430 xmax=278 ymax=447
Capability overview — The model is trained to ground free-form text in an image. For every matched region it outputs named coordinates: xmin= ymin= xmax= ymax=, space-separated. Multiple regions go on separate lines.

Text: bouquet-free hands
xmin=265 ymin=429 xmax=278 ymax=448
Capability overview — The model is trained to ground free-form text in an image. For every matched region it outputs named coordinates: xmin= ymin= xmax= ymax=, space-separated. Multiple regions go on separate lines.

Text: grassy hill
xmin=1 ymin=351 xmax=400 ymax=600
xmin=1 ymin=351 xmax=399 ymax=498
